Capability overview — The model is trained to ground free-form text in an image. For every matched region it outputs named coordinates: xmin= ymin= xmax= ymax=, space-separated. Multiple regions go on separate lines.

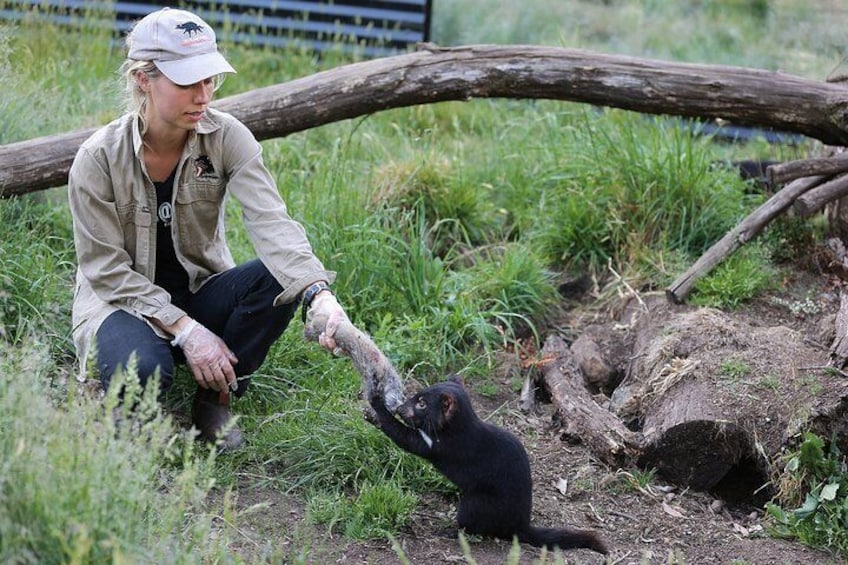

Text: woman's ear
xmin=135 ymin=70 xmax=150 ymax=93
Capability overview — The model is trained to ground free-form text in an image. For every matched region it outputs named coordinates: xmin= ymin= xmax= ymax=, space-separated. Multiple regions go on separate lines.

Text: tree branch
xmin=794 ymin=173 xmax=848 ymax=217
xmin=666 ymin=175 xmax=828 ymax=303
xmin=4 ymin=44 xmax=848 ymax=197
xmin=768 ymin=155 xmax=848 ymax=186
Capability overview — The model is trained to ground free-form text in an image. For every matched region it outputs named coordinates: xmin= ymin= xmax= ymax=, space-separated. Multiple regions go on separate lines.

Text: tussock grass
xmin=2 ymin=0 xmax=846 ymax=560
xmin=529 ymin=111 xmax=759 ymax=271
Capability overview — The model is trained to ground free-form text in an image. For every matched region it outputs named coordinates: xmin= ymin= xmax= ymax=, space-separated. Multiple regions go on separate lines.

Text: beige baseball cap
xmin=127 ymin=8 xmax=236 ymax=86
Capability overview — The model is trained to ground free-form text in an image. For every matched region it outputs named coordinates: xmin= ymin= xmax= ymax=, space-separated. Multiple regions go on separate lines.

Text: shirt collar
xmin=131 ymin=112 xmax=144 ymax=159
xmin=131 ymin=108 xmax=222 ymax=158
xmin=196 ymin=108 xmax=221 ymax=135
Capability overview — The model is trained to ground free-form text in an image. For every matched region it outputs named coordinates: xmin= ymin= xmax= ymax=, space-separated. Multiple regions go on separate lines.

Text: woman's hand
xmin=309 ymin=291 xmax=349 ymax=356
xmin=175 ymin=320 xmax=239 ymax=392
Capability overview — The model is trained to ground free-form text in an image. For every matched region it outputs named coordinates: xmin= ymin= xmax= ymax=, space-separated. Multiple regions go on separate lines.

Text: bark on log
xmin=829 ymin=290 xmax=848 ymax=368
xmin=822 ymin=237 xmax=848 ymax=280
xmin=303 ymin=313 xmax=405 ymax=413
xmin=539 ymin=334 xmax=640 ymax=468
xmin=666 ymin=175 xmax=828 ymax=303
xmin=767 ymin=155 xmax=848 ymax=186
xmin=794 ymin=173 xmax=848 ymax=218
xmin=639 ymin=380 xmax=754 ymax=491
xmin=5 ymin=43 xmax=848 ymax=197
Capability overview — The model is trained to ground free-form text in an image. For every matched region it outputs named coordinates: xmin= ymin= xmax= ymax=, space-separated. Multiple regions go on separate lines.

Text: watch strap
xmin=301 ymin=281 xmax=332 ymax=323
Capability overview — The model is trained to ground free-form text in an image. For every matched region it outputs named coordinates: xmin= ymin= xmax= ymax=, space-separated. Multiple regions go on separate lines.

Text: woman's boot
xmin=192 ymin=387 xmax=244 ymax=451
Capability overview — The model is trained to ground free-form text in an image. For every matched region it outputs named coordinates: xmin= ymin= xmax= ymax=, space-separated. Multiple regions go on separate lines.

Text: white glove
xmin=308 ymin=291 xmax=349 ymax=355
xmin=172 ymin=319 xmax=239 ymax=392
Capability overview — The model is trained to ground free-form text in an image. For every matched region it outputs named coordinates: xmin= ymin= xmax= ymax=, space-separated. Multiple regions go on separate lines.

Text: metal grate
xmin=1 ymin=0 xmax=432 ymax=57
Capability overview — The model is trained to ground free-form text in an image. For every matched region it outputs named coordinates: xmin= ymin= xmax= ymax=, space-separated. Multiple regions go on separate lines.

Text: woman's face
xmin=141 ymin=72 xmax=216 ymax=135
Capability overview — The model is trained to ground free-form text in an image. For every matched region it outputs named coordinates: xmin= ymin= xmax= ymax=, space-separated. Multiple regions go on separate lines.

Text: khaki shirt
xmin=68 ymin=107 xmax=335 ymax=378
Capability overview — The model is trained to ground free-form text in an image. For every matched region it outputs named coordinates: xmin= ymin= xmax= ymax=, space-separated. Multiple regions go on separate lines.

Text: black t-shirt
xmin=154 ymin=169 xmax=190 ymax=301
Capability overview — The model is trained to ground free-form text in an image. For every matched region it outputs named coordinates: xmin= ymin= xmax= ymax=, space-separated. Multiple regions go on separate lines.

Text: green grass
xmin=433 ymin=0 xmax=847 ymax=80
xmin=306 ymin=480 xmax=419 ymax=540
xmin=607 ymin=468 xmax=659 ymax=495
xmin=690 ymin=244 xmax=780 ymax=309
xmin=2 ymin=0 xmax=848 ymax=561
xmin=0 ymin=196 xmax=75 ymax=355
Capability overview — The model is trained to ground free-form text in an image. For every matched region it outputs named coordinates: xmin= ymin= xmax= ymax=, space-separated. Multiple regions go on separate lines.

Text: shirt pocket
xmin=177 ymin=176 xmax=225 ymax=207
xmin=175 ymin=178 xmax=227 ymax=245
xmin=115 ymin=202 xmax=152 ymax=264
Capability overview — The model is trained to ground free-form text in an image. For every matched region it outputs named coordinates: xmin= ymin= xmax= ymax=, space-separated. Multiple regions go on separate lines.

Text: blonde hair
xmin=118 ymin=59 xmax=157 ymax=136
xmin=120 ymin=59 xmax=159 ymax=114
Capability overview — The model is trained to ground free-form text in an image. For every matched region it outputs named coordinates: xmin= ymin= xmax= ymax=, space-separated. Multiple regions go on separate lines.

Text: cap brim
xmin=155 ymin=51 xmax=236 ymax=86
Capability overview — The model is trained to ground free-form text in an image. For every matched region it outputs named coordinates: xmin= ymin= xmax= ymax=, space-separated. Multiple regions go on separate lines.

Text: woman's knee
xmin=98 ymin=345 xmax=174 ymax=392
xmin=95 ymin=310 xmax=175 ymax=393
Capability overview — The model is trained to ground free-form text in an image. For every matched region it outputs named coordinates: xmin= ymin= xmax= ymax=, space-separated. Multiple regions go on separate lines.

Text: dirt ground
xmin=230 ymin=265 xmax=847 ymax=565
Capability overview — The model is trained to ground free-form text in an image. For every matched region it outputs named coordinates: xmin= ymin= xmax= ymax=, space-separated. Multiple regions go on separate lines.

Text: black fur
xmin=369 ymin=376 xmax=609 ymax=554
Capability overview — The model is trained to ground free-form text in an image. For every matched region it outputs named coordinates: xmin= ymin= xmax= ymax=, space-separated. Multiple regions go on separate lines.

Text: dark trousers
xmin=94 ymin=259 xmax=297 ymax=397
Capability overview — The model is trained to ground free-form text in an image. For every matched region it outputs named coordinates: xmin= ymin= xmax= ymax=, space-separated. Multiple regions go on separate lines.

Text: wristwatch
xmin=301 ymin=281 xmax=332 ymax=322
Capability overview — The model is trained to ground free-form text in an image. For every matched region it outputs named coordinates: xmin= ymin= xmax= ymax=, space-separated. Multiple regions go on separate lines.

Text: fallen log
xmin=538 ymin=334 xmax=640 ymax=468
xmin=629 ymin=306 xmax=848 ymax=498
xmin=666 ymin=174 xmax=828 ymax=303
xmin=548 ymin=300 xmax=848 ymax=503
xmin=622 ymin=308 xmax=757 ymax=492
xmin=303 ymin=312 xmax=405 ymax=414
xmin=794 ymin=173 xmax=848 ymax=217
xmin=767 ymin=155 xmax=848 ymax=186
xmin=5 ymin=43 xmax=848 ymax=197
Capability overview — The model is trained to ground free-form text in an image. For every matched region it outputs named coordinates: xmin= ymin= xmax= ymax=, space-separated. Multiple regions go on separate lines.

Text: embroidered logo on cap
xmin=175 ymin=21 xmax=204 ymax=37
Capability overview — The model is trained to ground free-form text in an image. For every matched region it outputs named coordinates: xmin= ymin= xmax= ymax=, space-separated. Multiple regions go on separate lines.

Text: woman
xmin=68 ymin=7 xmax=347 ymax=450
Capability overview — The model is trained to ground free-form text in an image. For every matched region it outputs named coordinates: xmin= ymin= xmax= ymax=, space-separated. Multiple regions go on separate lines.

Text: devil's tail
xmin=517 ymin=525 xmax=609 ymax=554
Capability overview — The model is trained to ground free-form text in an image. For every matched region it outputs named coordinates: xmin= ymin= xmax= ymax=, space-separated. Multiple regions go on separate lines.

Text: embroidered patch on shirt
xmin=194 ymin=155 xmax=218 ymax=178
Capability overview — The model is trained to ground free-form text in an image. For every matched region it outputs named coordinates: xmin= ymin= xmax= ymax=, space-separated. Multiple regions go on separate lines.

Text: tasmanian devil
xmin=369 ymin=375 xmax=609 ymax=554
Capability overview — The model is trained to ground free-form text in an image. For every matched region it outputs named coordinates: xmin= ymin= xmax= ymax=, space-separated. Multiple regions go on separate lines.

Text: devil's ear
xmin=447 ymin=373 xmax=465 ymax=388
xmin=441 ymin=392 xmax=458 ymax=422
